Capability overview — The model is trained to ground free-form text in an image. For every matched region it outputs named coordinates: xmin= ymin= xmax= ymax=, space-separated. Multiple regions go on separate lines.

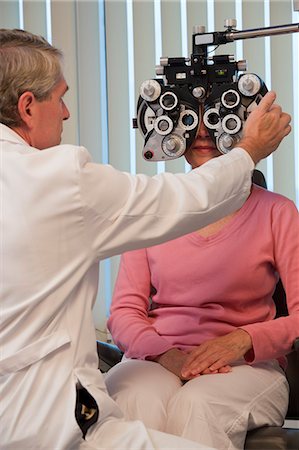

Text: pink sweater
xmin=108 ymin=185 xmax=299 ymax=365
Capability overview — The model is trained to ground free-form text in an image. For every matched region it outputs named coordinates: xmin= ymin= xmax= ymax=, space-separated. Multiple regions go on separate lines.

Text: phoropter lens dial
xmin=178 ymin=110 xmax=199 ymax=131
xmin=221 ymin=89 xmax=241 ymax=109
xmin=203 ymin=108 xmax=220 ymax=129
xmin=162 ymin=134 xmax=185 ymax=157
xmin=218 ymin=133 xmax=238 ymax=153
xmin=159 ymin=91 xmax=178 ymax=111
xmin=221 ymin=114 xmax=242 ymax=135
xmin=154 ymin=115 xmax=173 ymax=135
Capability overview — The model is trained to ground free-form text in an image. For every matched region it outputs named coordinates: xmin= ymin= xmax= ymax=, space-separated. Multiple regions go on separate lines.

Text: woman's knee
xmin=105 ymin=359 xmax=182 ymax=430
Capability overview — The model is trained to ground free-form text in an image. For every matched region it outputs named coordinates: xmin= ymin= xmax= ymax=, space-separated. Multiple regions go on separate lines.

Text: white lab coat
xmin=0 ymin=123 xmax=253 ymax=449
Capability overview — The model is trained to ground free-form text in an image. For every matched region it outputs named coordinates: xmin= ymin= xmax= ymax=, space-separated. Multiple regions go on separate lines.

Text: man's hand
xmin=181 ymin=329 xmax=252 ymax=379
xmin=238 ymin=91 xmax=291 ymax=164
xmin=154 ymin=348 xmax=232 ymax=380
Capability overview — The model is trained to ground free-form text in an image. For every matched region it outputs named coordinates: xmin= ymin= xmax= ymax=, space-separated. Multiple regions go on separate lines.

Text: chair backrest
xmin=252 ymin=169 xmax=267 ymax=189
xmin=252 ymin=169 xmax=299 ymax=420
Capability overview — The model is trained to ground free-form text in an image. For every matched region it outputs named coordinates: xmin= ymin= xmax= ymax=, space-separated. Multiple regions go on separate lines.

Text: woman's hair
xmin=0 ymin=29 xmax=63 ymax=127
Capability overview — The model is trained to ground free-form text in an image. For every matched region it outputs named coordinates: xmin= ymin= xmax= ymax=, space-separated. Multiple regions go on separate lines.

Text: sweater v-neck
xmin=188 ymin=184 xmax=260 ymax=245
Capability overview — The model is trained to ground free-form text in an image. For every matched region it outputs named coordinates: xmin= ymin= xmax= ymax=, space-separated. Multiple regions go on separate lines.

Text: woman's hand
xmin=181 ymin=329 xmax=252 ymax=379
xmin=154 ymin=348 xmax=233 ymax=380
xmin=154 ymin=348 xmax=189 ymax=378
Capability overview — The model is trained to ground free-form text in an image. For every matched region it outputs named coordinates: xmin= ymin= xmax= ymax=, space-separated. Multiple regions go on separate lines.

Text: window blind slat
xmin=270 ymin=2 xmax=296 ymax=200
xmin=0 ymin=0 xmax=19 ymax=28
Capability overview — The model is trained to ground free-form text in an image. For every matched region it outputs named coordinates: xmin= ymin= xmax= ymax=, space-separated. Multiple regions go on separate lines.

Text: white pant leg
xmin=105 ymin=357 xmax=182 ymax=431
xmin=165 ymin=360 xmax=289 ymax=450
xmin=81 ymin=418 xmax=216 ymax=450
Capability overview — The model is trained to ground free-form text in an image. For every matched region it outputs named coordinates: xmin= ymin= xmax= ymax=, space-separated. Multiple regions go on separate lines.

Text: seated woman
xmin=105 ymin=118 xmax=299 ymax=450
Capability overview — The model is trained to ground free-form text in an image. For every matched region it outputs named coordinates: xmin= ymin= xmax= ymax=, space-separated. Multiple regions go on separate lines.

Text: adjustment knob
xmin=155 ymin=65 xmax=164 ymax=76
xmin=193 ymin=25 xmax=206 ymax=34
xmin=162 ymin=134 xmax=185 ymax=157
xmin=218 ymin=133 xmax=237 ymax=153
xmin=238 ymin=74 xmax=262 ymax=97
xmin=192 ymin=86 xmax=206 ymax=99
xmin=237 ymin=60 xmax=247 ymax=71
xmin=160 ymin=57 xmax=169 ymax=66
xmin=140 ymin=80 xmax=161 ymax=102
xmin=165 ymin=138 xmax=177 ymax=152
xmin=144 ymin=150 xmax=154 ymax=160
xmin=224 ymin=19 xmax=237 ymax=29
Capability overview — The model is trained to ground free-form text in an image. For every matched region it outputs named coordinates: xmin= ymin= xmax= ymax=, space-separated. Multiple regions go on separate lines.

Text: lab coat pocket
xmin=74 ymin=366 xmax=124 ymax=436
xmin=0 ymin=329 xmax=71 ymax=376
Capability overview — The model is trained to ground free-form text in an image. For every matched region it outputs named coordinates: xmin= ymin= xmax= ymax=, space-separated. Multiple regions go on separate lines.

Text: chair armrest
xmin=96 ymin=341 xmax=123 ymax=372
xmin=285 ymin=345 xmax=299 ymax=420
xmin=293 ymin=338 xmax=299 ymax=352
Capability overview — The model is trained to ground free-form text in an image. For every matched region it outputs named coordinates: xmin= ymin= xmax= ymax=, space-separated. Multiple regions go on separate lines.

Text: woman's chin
xmin=186 ymin=148 xmax=221 ymax=168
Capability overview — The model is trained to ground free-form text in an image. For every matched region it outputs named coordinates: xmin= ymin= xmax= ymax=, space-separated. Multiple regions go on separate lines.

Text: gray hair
xmin=0 ymin=29 xmax=63 ymax=127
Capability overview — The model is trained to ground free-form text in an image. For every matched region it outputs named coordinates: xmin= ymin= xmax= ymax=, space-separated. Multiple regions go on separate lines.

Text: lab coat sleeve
xmin=77 ymin=146 xmax=254 ymax=260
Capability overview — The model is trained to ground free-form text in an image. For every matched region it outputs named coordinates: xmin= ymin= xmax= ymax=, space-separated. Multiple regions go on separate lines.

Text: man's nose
xmin=63 ymin=101 xmax=70 ymax=121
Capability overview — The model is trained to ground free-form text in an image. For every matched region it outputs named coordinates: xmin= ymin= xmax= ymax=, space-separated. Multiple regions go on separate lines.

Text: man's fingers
xmin=285 ymin=124 xmax=292 ymax=137
xmin=281 ymin=112 xmax=292 ymax=128
xmin=268 ymin=103 xmax=282 ymax=114
xmin=273 ymin=111 xmax=292 ymax=137
xmin=258 ymin=91 xmax=277 ymax=111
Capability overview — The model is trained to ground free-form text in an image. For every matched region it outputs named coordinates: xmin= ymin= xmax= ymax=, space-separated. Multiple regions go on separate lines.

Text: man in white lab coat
xmin=0 ymin=29 xmax=291 ymax=450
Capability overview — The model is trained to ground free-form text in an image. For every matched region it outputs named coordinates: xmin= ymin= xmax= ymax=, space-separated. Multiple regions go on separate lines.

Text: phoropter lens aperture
xmin=221 ymin=114 xmax=242 ymax=135
xmin=154 ymin=115 xmax=173 ymax=135
xmin=221 ymin=89 xmax=240 ymax=109
xmin=160 ymin=92 xmax=178 ymax=111
xmin=203 ymin=108 xmax=220 ymax=129
xmin=179 ymin=109 xmax=199 ymax=131
xmin=183 ymin=114 xmax=194 ymax=126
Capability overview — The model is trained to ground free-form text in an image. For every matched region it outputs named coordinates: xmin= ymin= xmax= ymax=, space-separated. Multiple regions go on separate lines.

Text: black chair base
xmin=245 ymin=426 xmax=299 ymax=450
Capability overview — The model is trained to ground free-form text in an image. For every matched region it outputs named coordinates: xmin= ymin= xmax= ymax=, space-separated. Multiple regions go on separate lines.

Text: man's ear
xmin=18 ymin=91 xmax=36 ymax=127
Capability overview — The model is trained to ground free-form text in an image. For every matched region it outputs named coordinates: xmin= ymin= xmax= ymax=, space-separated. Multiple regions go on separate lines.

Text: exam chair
xmin=97 ymin=319 xmax=299 ymax=450
xmin=97 ymin=170 xmax=299 ymax=449
xmin=244 ymin=278 xmax=299 ymax=449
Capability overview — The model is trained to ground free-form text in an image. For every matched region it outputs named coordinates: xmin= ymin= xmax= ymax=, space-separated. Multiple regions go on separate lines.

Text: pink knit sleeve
xmin=242 ymin=199 xmax=299 ymax=363
xmin=107 ymin=249 xmax=175 ymax=359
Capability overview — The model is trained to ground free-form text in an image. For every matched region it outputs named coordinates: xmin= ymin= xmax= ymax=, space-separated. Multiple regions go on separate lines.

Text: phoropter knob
xmin=218 ymin=133 xmax=237 ymax=153
xmin=162 ymin=134 xmax=185 ymax=157
xmin=224 ymin=19 xmax=237 ymax=29
xmin=238 ymin=74 xmax=262 ymax=97
xmin=140 ymin=80 xmax=161 ymax=102
xmin=192 ymin=86 xmax=206 ymax=99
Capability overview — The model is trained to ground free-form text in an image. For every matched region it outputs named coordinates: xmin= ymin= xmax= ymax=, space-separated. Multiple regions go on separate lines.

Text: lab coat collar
xmin=0 ymin=122 xmax=31 ymax=147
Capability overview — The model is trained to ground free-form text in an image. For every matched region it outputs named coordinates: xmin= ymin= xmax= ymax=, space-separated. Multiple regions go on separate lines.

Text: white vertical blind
xmin=293 ymin=6 xmax=299 ymax=205
xmin=1 ymin=0 xmax=298 ymax=338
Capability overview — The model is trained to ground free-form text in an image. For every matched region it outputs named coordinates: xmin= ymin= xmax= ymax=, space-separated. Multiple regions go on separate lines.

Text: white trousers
xmin=82 ymin=419 xmax=216 ymax=450
xmin=105 ymin=358 xmax=289 ymax=450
